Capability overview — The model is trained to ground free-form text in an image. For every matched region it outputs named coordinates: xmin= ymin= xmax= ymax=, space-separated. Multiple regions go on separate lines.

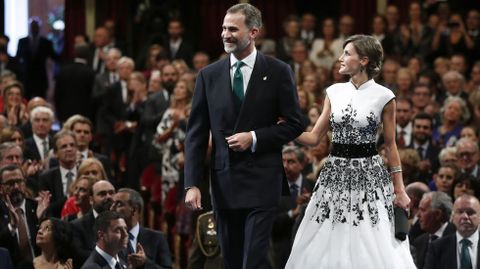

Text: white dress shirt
xmin=96 ymin=245 xmax=123 ymax=269
xmin=33 ymin=134 xmax=49 ymax=160
xmin=396 ymin=122 xmax=413 ymax=146
xmin=129 ymin=223 xmax=140 ymax=253
xmin=59 ymin=166 xmax=77 ymax=196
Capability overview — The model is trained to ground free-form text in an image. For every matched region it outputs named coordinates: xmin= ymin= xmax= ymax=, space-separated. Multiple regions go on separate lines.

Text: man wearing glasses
xmin=456 ymin=138 xmax=480 ymax=180
xmin=0 ymin=164 xmax=50 ymax=268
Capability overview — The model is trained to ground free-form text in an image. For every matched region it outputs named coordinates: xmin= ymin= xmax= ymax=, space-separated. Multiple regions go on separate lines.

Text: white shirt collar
xmin=457 ymin=229 xmax=479 ymax=245
xmin=95 ymin=245 xmax=122 ymax=269
xmin=434 ymin=222 xmax=449 ymax=238
xmin=396 ymin=122 xmax=412 ymax=134
xmin=230 ymin=48 xmax=257 ymax=69
xmin=130 ymin=223 xmax=140 ymax=239
xmin=289 ymin=174 xmax=303 ymax=189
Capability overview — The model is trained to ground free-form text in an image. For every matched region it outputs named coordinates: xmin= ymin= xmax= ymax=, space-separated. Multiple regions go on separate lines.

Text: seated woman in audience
xmin=432 ymin=96 xmax=470 ymax=147
xmin=398 ymin=148 xmax=421 ymax=185
xmin=142 ymin=44 xmax=163 ymax=80
xmin=61 ymin=158 xmax=107 ymax=219
xmin=0 ymin=125 xmax=25 ymax=149
xmin=2 ymin=81 xmax=28 ymax=127
xmin=301 ymin=73 xmax=324 ymax=104
xmin=432 ymin=164 xmax=458 ymax=195
xmin=62 ymin=175 xmax=98 ymax=222
xmin=34 ymin=218 xmax=73 ymax=269
xmin=438 ymin=146 xmax=457 ymax=166
xmin=452 ymin=174 xmax=480 ymax=200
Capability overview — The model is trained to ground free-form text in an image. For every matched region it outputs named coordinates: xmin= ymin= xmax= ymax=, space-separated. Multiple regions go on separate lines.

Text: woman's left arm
xmin=382 ymin=99 xmax=410 ymax=210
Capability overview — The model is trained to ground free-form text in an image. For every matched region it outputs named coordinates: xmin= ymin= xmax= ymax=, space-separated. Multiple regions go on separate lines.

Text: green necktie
xmin=232 ymin=61 xmax=245 ymax=108
xmin=460 ymin=238 xmax=473 ymax=269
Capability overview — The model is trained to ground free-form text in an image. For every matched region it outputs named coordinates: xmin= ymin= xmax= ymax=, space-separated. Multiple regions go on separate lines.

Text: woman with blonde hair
xmin=60 ymin=158 xmax=107 ymax=219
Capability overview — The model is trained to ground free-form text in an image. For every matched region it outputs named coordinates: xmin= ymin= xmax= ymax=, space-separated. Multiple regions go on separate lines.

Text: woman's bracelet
xmin=390 ymin=166 xmax=402 ymax=174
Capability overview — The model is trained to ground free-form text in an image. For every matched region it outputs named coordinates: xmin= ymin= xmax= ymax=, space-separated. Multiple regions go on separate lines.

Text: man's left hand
xmin=128 ymin=243 xmax=146 ymax=268
xmin=226 ymin=132 xmax=252 ymax=152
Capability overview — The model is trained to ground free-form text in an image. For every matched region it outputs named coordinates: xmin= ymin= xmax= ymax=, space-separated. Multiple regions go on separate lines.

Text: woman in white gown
xmin=286 ymin=35 xmax=416 ymax=269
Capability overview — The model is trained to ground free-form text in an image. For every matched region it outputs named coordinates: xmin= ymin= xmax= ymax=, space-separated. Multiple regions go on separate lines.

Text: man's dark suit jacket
xmin=0 ymin=198 xmax=40 ymax=266
xmin=164 ymin=39 xmax=194 ymax=67
xmin=407 ymin=141 xmax=441 ymax=182
xmin=184 ymin=52 xmax=304 ymax=209
xmin=119 ymin=227 xmax=172 ymax=269
xmin=413 ymin=222 xmax=456 ymax=269
xmin=39 ymin=167 xmax=67 ymax=218
xmin=16 ymin=36 xmax=58 ymax=98
xmin=271 ymin=177 xmax=314 ymax=269
xmin=72 ymin=211 xmax=96 ymax=269
xmin=24 ymin=136 xmax=53 ymax=162
xmin=54 ymin=60 xmax=95 ymax=122
xmin=0 ymin=247 xmax=14 ymax=269
xmin=424 ymin=231 xmax=480 ymax=269
xmin=81 ymin=248 xmax=127 ymax=269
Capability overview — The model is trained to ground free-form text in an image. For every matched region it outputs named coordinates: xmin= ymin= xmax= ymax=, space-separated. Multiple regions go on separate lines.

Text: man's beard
xmin=163 ymin=81 xmax=176 ymax=94
xmin=9 ymin=190 xmax=24 ymax=207
xmin=223 ymin=37 xmax=250 ymax=54
xmin=94 ymin=199 xmax=114 ymax=213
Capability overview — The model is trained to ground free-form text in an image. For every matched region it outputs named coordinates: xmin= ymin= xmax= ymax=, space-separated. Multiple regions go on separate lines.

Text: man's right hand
xmin=185 ymin=187 xmax=202 ymax=210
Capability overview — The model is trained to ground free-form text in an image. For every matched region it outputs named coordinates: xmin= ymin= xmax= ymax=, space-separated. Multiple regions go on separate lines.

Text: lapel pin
xmin=263 ymin=76 xmax=267 ymax=80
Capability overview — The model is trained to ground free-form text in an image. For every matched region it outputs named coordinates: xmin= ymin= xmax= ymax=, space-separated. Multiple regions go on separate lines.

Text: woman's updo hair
xmin=343 ymin=34 xmax=384 ymax=79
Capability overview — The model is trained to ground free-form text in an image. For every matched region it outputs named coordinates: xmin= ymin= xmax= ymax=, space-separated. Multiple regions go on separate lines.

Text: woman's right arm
xmin=296 ymin=95 xmax=331 ymax=147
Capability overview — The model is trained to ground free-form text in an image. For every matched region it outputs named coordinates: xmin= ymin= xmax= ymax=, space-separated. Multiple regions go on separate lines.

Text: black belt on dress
xmin=331 ymin=142 xmax=377 ymax=158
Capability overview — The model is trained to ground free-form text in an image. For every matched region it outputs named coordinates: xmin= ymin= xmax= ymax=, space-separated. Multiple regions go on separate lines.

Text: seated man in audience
xmin=413 ymin=191 xmax=455 ymax=269
xmin=456 ymin=138 xmax=480 ymax=181
xmin=424 ymin=194 xmax=480 ymax=269
xmin=72 ymin=180 xmax=115 ymax=268
xmin=39 ymin=131 xmax=78 ymax=218
xmin=406 ymin=182 xmax=430 ymax=242
xmin=0 ymin=164 xmax=50 ymax=267
xmin=81 ymin=211 xmax=128 ymax=269
xmin=112 ymin=188 xmax=172 ymax=268
xmin=270 ymin=145 xmax=313 ymax=269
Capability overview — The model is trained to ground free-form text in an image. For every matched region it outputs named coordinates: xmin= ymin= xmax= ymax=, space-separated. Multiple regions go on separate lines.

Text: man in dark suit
xmin=408 ymin=112 xmax=441 ymax=183
xmin=72 ymin=180 xmax=115 ymax=268
xmin=163 ymin=19 xmax=194 ymax=67
xmin=24 ymin=106 xmax=54 ymax=162
xmin=112 ymin=188 xmax=172 ymax=268
xmin=54 ymin=44 xmax=95 ymax=122
xmin=424 ymin=194 xmax=480 ymax=269
xmin=414 ymin=191 xmax=456 ymax=269
xmin=16 ymin=17 xmax=59 ymax=98
xmin=0 ymin=164 xmax=50 ymax=267
xmin=88 ymin=27 xmax=113 ymax=75
xmin=406 ymin=182 xmax=430 ymax=243
xmin=39 ymin=130 xmax=78 ymax=218
xmin=395 ymin=97 xmax=413 ymax=148
xmin=81 ymin=211 xmax=128 ymax=269
xmin=270 ymin=146 xmax=313 ymax=269
xmin=184 ymin=4 xmax=304 ymax=269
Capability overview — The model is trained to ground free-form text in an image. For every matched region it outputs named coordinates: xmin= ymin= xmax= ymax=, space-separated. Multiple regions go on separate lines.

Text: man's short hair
xmin=0 ymin=164 xmax=24 ymax=183
xmin=94 ymin=211 xmax=123 ymax=241
xmin=0 ymin=142 xmax=21 ymax=161
xmin=117 ymin=188 xmax=144 ymax=213
xmin=413 ymin=112 xmax=433 ymax=127
xmin=226 ymin=3 xmax=263 ymax=29
xmin=282 ymin=145 xmax=305 ymax=164
xmin=52 ymin=130 xmax=77 ymax=153
xmin=30 ymin=106 xmax=54 ymax=123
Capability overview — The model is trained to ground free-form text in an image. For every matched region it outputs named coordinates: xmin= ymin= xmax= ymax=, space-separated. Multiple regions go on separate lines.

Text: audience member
xmin=413 ymin=191 xmax=455 ymax=269
xmin=433 ymin=164 xmax=458 ymax=196
xmin=163 ymin=19 xmax=194 ymax=67
xmin=455 ymin=137 xmax=480 ymax=180
xmin=62 ymin=175 xmax=97 ymax=221
xmin=24 ymin=106 xmax=54 ymax=162
xmin=33 ymin=217 xmax=73 ymax=269
xmin=432 ymin=96 xmax=469 ymax=147
xmin=2 ymin=81 xmax=28 ymax=127
xmin=424 ymin=195 xmax=480 ymax=269
xmin=112 ymin=188 xmax=172 ymax=268
xmin=80 ymin=211 xmax=128 ymax=269
xmin=405 ymin=182 xmax=430 ymax=243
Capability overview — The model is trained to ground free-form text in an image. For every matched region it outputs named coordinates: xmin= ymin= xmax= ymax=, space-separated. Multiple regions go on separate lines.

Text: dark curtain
xmin=198 ymin=0 xmax=236 ymax=59
xmin=340 ymin=0 xmax=377 ymax=35
xmin=250 ymin=0 xmax=297 ymax=40
xmin=64 ymin=0 xmax=85 ymax=58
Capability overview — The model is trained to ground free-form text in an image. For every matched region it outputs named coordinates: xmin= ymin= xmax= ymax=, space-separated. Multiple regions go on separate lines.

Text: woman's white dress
xmin=286 ymin=80 xmax=416 ymax=269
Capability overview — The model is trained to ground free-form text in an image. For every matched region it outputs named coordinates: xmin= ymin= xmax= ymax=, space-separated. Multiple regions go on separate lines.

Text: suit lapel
xmin=54 ymin=169 xmax=64 ymax=199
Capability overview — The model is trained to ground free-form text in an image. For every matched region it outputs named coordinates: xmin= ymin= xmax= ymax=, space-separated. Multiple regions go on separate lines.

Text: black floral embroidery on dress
xmin=308 ymin=103 xmax=394 ymax=228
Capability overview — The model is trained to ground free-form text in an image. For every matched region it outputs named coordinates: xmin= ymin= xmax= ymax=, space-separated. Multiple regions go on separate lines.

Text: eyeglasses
xmin=1 ymin=178 xmax=25 ymax=187
xmin=457 ymin=151 xmax=477 ymax=158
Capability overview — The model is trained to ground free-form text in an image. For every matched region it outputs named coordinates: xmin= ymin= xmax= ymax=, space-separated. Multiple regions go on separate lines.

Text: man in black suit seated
xmin=39 ymin=130 xmax=78 ymax=218
xmin=81 ymin=211 xmax=128 ymax=269
xmin=413 ymin=191 xmax=456 ymax=268
xmin=408 ymin=112 xmax=441 ymax=183
xmin=405 ymin=182 xmax=430 ymax=243
xmin=425 ymin=194 xmax=480 ymax=269
xmin=24 ymin=106 xmax=54 ymax=162
xmin=112 ymin=188 xmax=172 ymax=269
xmin=270 ymin=145 xmax=313 ymax=269
xmin=0 ymin=164 xmax=50 ymax=268
xmin=72 ymin=180 xmax=115 ymax=268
